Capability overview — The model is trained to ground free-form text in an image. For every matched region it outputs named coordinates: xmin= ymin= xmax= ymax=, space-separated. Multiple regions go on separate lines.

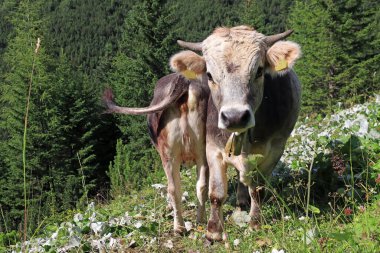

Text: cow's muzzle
xmin=218 ymin=106 xmax=255 ymax=132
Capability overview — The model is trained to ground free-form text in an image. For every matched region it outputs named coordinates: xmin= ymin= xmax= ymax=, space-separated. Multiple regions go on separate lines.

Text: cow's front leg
xmin=248 ymin=185 xmax=262 ymax=229
xmin=239 ymin=167 xmax=262 ymax=229
xmin=162 ymin=157 xmax=185 ymax=234
xmin=206 ymin=148 xmax=227 ymax=241
xmin=196 ymin=159 xmax=208 ymax=224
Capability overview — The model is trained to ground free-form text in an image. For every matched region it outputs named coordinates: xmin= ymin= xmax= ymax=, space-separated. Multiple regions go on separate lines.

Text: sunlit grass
xmin=7 ymin=98 xmax=380 ymax=252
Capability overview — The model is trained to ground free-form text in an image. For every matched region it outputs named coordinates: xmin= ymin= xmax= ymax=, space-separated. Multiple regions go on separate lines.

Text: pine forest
xmin=0 ymin=0 xmax=379 ymax=252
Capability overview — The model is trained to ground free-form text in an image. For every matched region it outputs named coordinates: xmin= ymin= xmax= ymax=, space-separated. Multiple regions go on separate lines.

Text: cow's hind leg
xmin=236 ymin=180 xmax=250 ymax=210
xmin=196 ymin=159 xmax=208 ymax=224
xmin=162 ymin=156 xmax=185 ymax=234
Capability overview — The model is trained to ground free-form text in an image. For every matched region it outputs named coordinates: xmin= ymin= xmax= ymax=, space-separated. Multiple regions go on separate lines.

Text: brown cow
xmin=104 ymin=25 xmax=301 ymax=240
xmin=103 ymin=72 xmax=210 ymax=234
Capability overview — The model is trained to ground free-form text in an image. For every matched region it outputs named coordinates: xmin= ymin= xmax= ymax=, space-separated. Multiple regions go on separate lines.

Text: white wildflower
xmin=271 ymin=249 xmax=285 ymax=253
xmin=182 ymin=191 xmax=189 ymax=202
xmin=91 ymin=239 xmax=104 ymax=250
xmin=231 ymin=210 xmax=251 ymax=227
xmin=128 ymin=240 xmax=137 ymax=248
xmin=152 ymin=184 xmax=167 ymax=197
xmin=368 ymin=129 xmax=380 ymax=139
xmin=87 ymin=202 xmax=95 ymax=211
xmin=51 ymin=231 xmax=58 ymax=240
xmin=89 ymin=211 xmax=97 ymax=222
xmin=343 ymin=119 xmax=353 ymax=129
xmin=185 ymin=221 xmax=193 ymax=231
xmin=375 ymin=94 xmax=380 ymax=103
xmin=283 ymin=215 xmax=291 ymax=221
xmin=164 ymin=240 xmax=174 ymax=249
xmin=304 ymin=228 xmax=319 ymax=245
xmin=151 ymin=183 xmax=166 ymax=189
xmin=109 ymin=237 xmax=118 ymax=249
xmin=317 ymin=130 xmax=329 ymax=138
xmin=102 ymin=233 xmax=112 ymax=241
xmin=66 ymin=235 xmax=81 ymax=249
xmin=134 ymin=221 xmax=143 ymax=229
xmin=358 ymin=117 xmax=368 ymax=136
xmin=125 ymin=231 xmax=134 ymax=239
xmin=73 ymin=213 xmax=83 ymax=223
xmin=90 ymin=222 xmax=105 ymax=235
xmin=298 ymin=216 xmax=306 ymax=221
xmin=233 ymin=239 xmax=240 ymax=246
xmin=150 ymin=237 xmax=157 ymax=244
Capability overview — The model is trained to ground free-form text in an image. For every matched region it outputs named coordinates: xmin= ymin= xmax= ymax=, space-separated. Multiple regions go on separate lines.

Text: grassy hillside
xmin=5 ymin=98 xmax=379 ymax=252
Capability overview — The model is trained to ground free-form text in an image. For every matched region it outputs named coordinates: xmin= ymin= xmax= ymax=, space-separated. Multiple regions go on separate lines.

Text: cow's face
xmin=171 ymin=26 xmax=300 ymax=133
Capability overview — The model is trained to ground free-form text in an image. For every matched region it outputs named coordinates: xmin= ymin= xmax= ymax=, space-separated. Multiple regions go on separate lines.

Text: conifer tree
xmin=0 ymin=0 xmax=119 ymax=232
xmin=44 ymin=0 xmax=135 ymax=75
xmin=169 ymin=0 xmax=241 ymax=41
xmin=0 ymin=0 xmax=50 ymax=231
xmin=241 ymin=0 xmax=294 ymax=34
xmin=328 ymin=0 xmax=380 ymax=104
xmin=288 ymin=0 xmax=380 ymax=112
xmin=108 ymin=0 xmax=176 ymax=190
xmin=288 ymin=0 xmax=342 ymax=113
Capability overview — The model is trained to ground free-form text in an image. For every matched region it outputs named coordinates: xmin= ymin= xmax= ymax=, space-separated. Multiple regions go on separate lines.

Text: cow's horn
xmin=177 ymin=40 xmax=202 ymax=51
xmin=265 ymin=30 xmax=294 ymax=46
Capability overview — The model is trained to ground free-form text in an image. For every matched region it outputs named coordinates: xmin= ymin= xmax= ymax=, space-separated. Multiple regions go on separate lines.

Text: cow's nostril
xmin=221 ymin=111 xmax=228 ymax=123
xmin=241 ymin=110 xmax=250 ymax=124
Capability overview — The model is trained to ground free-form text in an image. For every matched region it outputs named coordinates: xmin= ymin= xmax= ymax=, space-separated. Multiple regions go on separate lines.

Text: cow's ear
xmin=266 ymin=41 xmax=301 ymax=75
xmin=170 ymin=50 xmax=206 ymax=80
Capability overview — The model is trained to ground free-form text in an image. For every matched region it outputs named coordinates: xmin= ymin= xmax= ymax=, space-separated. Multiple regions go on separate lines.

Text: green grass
xmin=7 ymin=163 xmax=379 ymax=252
xmin=5 ymin=98 xmax=380 ymax=252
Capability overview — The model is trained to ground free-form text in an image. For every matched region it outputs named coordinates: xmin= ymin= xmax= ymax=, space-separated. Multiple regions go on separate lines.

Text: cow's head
xmin=170 ymin=26 xmax=301 ymax=133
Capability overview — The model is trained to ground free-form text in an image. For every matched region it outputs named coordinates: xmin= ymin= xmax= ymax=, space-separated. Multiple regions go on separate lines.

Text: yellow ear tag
xmin=275 ymin=58 xmax=288 ymax=71
xmin=182 ymin=70 xmax=197 ymax=80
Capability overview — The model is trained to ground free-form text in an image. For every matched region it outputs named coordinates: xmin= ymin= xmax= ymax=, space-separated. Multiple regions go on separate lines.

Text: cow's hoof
xmin=206 ymin=231 xmax=223 ymax=241
xmin=174 ymin=225 xmax=186 ymax=236
xmin=249 ymin=220 xmax=261 ymax=230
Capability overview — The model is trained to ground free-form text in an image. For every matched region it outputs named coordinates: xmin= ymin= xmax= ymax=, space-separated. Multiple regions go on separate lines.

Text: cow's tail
xmin=103 ymin=76 xmax=187 ymax=115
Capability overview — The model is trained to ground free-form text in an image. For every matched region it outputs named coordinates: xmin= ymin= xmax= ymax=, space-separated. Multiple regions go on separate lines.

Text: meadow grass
xmin=5 ymin=96 xmax=379 ymax=252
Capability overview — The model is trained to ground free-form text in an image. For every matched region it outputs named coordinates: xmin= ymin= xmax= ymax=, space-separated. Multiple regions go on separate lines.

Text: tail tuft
xmin=102 ymin=88 xmax=116 ymax=113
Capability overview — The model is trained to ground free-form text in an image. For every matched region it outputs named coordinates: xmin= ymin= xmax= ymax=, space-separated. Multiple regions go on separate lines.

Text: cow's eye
xmin=255 ymin=67 xmax=263 ymax=79
xmin=206 ymin=72 xmax=213 ymax=82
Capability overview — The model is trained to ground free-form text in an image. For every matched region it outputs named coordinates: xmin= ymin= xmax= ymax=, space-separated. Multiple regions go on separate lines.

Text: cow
xmin=103 ymin=25 xmax=301 ymax=241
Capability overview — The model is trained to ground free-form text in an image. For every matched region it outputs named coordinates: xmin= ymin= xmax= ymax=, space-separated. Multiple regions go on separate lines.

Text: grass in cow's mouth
xmin=7 ymin=99 xmax=380 ymax=252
